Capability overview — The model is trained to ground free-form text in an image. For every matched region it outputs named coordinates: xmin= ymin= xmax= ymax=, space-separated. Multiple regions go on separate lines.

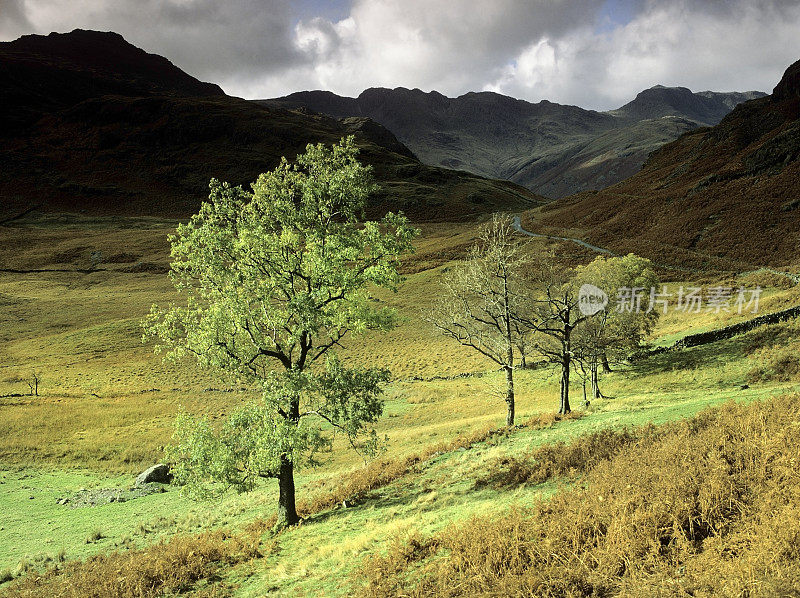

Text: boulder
xmin=135 ymin=464 xmax=172 ymax=487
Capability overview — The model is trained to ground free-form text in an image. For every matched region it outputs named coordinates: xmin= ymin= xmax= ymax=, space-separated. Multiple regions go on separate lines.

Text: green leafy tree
xmin=573 ymin=254 xmax=660 ymax=399
xmin=143 ymin=137 xmax=418 ymax=528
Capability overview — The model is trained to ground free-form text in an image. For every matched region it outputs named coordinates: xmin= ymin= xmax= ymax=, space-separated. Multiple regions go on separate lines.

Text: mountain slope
xmin=609 ymin=85 xmax=764 ymax=124
xmin=0 ymin=30 xmax=543 ymax=221
xmin=0 ymin=29 xmax=225 ymax=135
xmin=528 ymin=59 xmax=800 ymax=270
xmin=262 ymin=87 xmax=765 ymax=198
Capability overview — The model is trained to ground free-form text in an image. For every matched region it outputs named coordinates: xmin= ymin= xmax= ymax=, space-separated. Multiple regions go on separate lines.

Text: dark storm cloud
xmin=3 ymin=0 xmax=800 ymax=108
xmin=0 ymin=0 xmax=34 ymax=36
xmin=0 ymin=0 xmax=305 ymax=94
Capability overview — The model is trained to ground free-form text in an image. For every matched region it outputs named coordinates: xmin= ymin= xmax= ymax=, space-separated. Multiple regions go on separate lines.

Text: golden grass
xmin=0 ymin=528 xmax=264 ymax=598
xmin=474 ymin=424 xmax=647 ymax=489
xmin=356 ymin=393 xmax=800 ymax=597
xmin=297 ymin=411 xmax=582 ymax=519
xmin=0 ymin=216 xmax=562 ymax=472
xmin=0 ymin=412 xmax=577 ymax=597
xmin=4 ymin=213 xmax=800 ymax=596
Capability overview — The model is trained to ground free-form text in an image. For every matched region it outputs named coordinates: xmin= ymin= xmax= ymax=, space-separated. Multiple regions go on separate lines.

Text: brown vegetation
xmin=357 ymin=394 xmax=800 ymax=597
xmin=747 ymin=348 xmax=800 ymax=383
xmin=0 ymin=529 xmax=264 ymax=598
xmin=475 ymin=425 xmax=648 ymax=489
xmin=526 ymin=59 xmax=800 ymax=269
xmin=298 ymin=411 xmax=581 ymax=518
xmin=0 ymin=413 xmax=581 ymax=597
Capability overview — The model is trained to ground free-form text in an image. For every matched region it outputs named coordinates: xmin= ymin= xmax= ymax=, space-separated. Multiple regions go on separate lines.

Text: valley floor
xmin=1 ymin=213 xmax=800 ymax=595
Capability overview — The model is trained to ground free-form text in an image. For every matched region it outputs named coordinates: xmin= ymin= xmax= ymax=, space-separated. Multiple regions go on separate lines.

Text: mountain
xmin=0 ymin=29 xmax=225 ymax=135
xmin=609 ymin=85 xmax=764 ymax=124
xmin=262 ymin=87 xmax=766 ymax=198
xmin=527 ymin=59 xmax=800 ymax=270
xmin=0 ymin=30 xmax=543 ymax=221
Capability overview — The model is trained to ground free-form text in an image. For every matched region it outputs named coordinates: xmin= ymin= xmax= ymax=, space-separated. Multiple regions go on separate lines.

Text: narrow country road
xmin=511 ymin=214 xmax=800 ymax=284
xmin=511 ymin=215 xmax=615 ymax=255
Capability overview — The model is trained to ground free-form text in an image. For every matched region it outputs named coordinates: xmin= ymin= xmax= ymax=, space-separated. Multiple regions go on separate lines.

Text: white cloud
xmin=486 ymin=1 xmax=800 ymax=108
xmin=276 ymin=0 xmax=602 ymax=98
xmin=2 ymin=0 xmax=799 ymax=108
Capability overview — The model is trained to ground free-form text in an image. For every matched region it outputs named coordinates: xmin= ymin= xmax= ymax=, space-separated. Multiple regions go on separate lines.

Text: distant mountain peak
xmin=614 ymin=86 xmax=766 ymax=125
xmin=538 ymin=58 xmax=800 ymax=270
xmin=773 ymin=59 xmax=800 ymax=101
xmin=1 ymin=28 xmax=224 ymax=98
xmin=264 ymin=83 xmax=767 ymax=199
xmin=0 ymin=28 xmax=225 ymax=134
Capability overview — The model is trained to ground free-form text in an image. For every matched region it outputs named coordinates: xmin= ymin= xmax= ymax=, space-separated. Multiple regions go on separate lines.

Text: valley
xmin=1 ymin=209 xmax=800 ymax=595
xmin=264 ymin=86 xmax=765 ymax=198
xmin=1 ymin=24 xmax=800 ymax=598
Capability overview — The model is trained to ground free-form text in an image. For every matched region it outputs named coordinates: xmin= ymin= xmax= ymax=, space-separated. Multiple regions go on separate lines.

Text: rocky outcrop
xmin=773 ymin=59 xmax=800 ymax=101
xmin=135 ymin=463 xmax=172 ymax=486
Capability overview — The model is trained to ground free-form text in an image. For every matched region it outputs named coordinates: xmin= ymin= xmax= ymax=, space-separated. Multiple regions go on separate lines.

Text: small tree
xmin=526 ymin=261 xmax=588 ymax=415
xmin=27 ymin=372 xmax=40 ymax=396
xmin=144 ymin=137 xmax=418 ymax=528
xmin=427 ymin=214 xmax=529 ymax=426
xmin=573 ymin=254 xmax=660 ymax=399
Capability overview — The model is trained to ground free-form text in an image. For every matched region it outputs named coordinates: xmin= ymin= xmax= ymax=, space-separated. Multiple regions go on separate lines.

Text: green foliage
xmin=574 ymin=253 xmax=660 ymax=359
xmin=144 ymin=137 xmax=418 ymax=498
xmin=167 ymin=356 xmax=391 ymax=498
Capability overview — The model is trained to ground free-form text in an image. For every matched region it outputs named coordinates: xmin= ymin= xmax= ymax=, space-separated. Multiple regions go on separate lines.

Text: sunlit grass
xmin=2 ymin=214 xmax=800 ymax=594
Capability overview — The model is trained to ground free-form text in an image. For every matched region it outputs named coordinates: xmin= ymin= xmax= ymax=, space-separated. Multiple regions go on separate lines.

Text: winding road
xmin=511 ymin=215 xmax=614 ymax=255
xmin=511 ymin=214 xmax=800 ymax=284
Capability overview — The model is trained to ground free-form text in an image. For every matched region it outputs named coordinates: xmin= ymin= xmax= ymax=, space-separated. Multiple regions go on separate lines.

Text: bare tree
xmin=427 ymin=214 xmax=530 ymax=426
xmin=524 ymin=261 xmax=588 ymax=415
xmin=27 ymin=372 xmax=40 ymax=396
xmin=513 ymin=319 xmax=532 ymax=369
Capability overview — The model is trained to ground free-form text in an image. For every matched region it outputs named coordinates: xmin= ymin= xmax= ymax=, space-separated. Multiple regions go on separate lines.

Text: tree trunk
xmin=559 ymin=323 xmax=572 ymax=415
xmin=591 ymin=359 xmax=600 ymax=399
xmin=520 ymin=353 xmax=527 ymax=369
xmin=559 ymin=356 xmax=571 ymax=414
xmin=601 ymin=352 xmax=612 ymax=373
xmin=277 ymin=455 xmax=299 ymax=528
xmin=502 ymin=268 xmax=515 ymax=426
xmin=504 ymin=365 xmax=515 ymax=426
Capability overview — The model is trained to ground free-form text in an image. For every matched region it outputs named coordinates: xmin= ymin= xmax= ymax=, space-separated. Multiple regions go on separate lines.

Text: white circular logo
xmin=578 ymin=283 xmax=608 ymax=316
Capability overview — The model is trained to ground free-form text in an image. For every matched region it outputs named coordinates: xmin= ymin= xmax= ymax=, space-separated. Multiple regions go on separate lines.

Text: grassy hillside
xmin=524 ymin=59 xmax=800 ymax=270
xmin=1 ymin=211 xmax=800 ymax=595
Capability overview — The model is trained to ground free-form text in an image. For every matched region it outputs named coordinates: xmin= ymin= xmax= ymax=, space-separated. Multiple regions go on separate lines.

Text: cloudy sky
xmin=1 ymin=0 xmax=799 ymax=110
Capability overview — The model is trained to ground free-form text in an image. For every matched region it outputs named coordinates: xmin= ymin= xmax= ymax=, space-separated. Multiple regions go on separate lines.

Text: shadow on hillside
xmin=301 ymin=460 xmax=498 ymax=527
xmin=626 ymin=337 xmax=746 ymax=379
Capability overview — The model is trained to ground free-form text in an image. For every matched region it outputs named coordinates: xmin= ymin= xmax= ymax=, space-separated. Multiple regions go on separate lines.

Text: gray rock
xmin=135 ymin=464 xmax=172 ymax=487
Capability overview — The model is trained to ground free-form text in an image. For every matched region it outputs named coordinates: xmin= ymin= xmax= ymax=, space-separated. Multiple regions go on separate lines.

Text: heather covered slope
xmin=528 ymin=59 xmax=800 ymax=270
xmin=263 ymin=86 xmax=764 ymax=198
xmin=0 ymin=30 xmax=543 ymax=221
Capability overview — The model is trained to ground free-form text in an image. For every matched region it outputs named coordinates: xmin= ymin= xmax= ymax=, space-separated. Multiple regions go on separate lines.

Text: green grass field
xmin=1 ymin=213 xmax=799 ymax=595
